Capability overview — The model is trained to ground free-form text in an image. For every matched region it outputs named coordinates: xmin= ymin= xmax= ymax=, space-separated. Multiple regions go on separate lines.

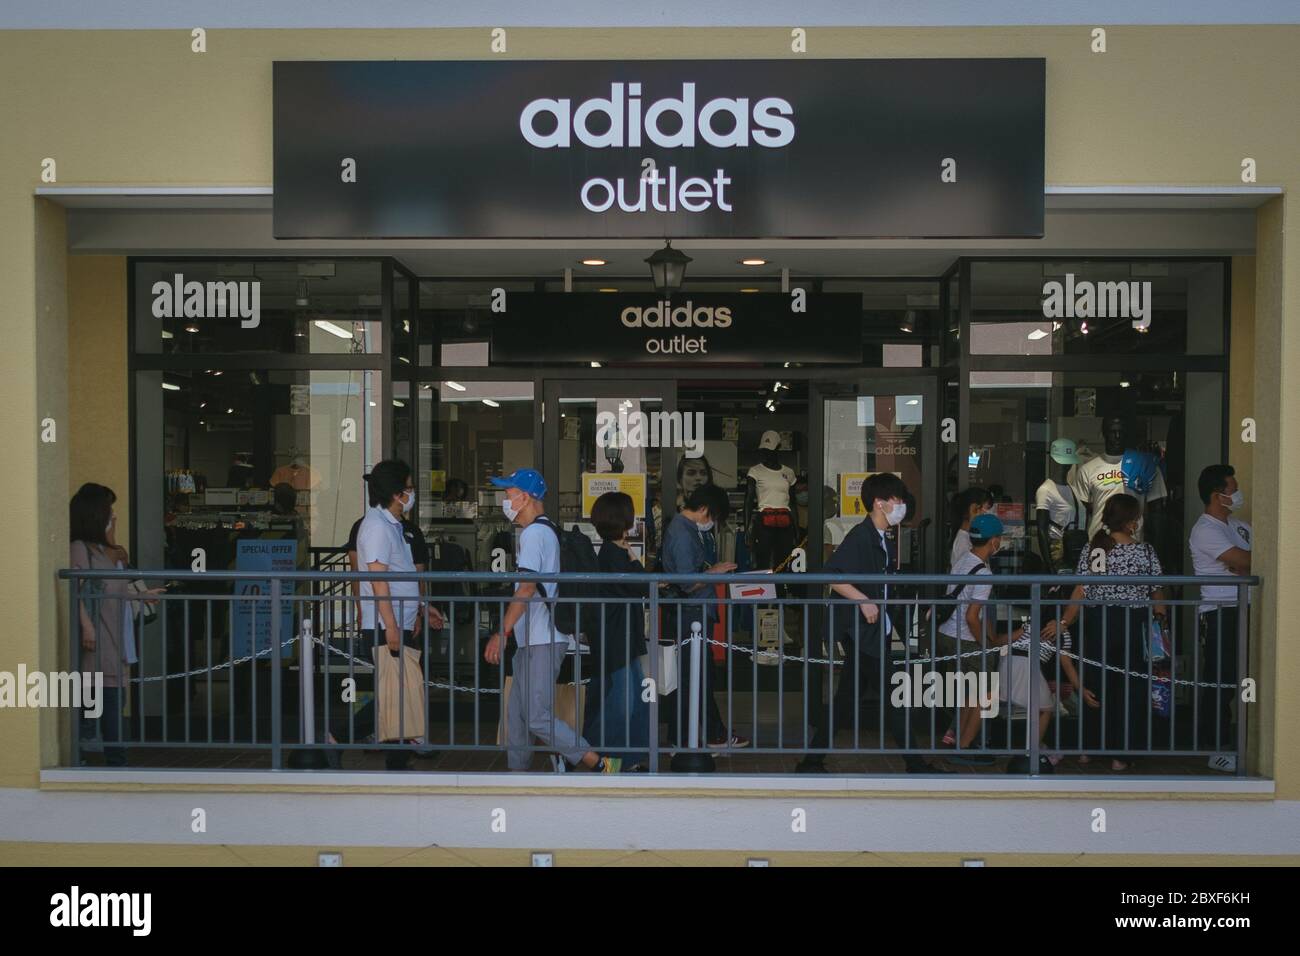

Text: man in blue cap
xmin=937 ymin=511 xmax=1008 ymax=761
xmin=483 ymin=468 xmax=621 ymax=773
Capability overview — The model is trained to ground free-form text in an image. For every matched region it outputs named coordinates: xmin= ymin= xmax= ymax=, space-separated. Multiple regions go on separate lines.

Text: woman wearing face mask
xmin=1050 ymin=494 xmax=1166 ymax=771
xmin=949 ymin=487 xmax=995 ymax=569
xmin=70 ymin=483 xmax=163 ymax=766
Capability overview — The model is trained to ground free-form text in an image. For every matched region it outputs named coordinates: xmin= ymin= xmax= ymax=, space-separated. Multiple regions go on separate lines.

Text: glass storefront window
xmin=417 ymin=380 xmax=535 ymax=572
xmin=137 ymin=368 xmax=384 ymax=570
xmin=965 ymin=370 xmax=1222 ymax=576
xmin=134 ymin=259 xmax=385 ymax=355
xmin=969 ymin=260 xmax=1227 ymax=357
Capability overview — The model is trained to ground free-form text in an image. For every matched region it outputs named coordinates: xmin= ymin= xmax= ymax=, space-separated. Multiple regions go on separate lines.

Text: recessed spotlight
xmin=590 ymin=362 xmax=602 ymax=368
xmin=1120 ymin=380 xmax=1131 ymax=388
xmin=740 ymin=258 xmax=767 ymax=266
xmin=482 ymin=398 xmax=500 ymax=408
xmin=184 ymin=323 xmax=200 ymax=334
xmin=226 ymin=407 xmax=234 ymax=414
xmin=445 ymin=381 xmax=467 ymax=392
xmin=161 ymin=382 xmax=180 ymax=391
xmin=581 ymin=258 xmax=607 ymax=266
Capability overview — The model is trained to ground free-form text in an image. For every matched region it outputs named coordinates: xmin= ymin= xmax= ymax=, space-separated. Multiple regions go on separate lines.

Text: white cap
xmin=759 ymin=430 xmax=781 ymax=451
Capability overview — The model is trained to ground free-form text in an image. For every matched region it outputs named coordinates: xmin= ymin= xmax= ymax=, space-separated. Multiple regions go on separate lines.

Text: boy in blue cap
xmin=483 ymin=469 xmax=621 ymax=773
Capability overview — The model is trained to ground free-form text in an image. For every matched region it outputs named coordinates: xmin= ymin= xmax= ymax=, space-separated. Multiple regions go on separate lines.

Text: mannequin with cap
xmin=1035 ymin=438 xmax=1085 ymax=574
xmin=743 ymin=429 xmax=797 ymax=570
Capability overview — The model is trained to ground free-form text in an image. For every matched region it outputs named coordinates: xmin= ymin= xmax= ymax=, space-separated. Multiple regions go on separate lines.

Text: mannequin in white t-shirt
xmin=1035 ymin=438 xmax=1085 ymax=573
xmin=744 ymin=430 xmax=796 ymax=570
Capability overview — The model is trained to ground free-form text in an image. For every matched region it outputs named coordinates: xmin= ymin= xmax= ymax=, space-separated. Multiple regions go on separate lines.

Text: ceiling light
xmin=1135 ymin=324 xmax=1150 ymax=334
xmin=198 ymin=420 xmax=205 ymax=426
xmin=199 ymin=402 xmax=207 ymax=409
xmin=398 ymin=355 xmax=410 ymax=363
xmin=1080 ymin=321 xmax=1089 ymax=335
xmin=211 ymin=370 xmax=223 ymax=376
xmin=899 ymin=310 xmax=916 ymax=334
xmin=445 ymin=381 xmax=467 ymax=391
xmin=185 ymin=323 xmax=200 ymax=334
xmin=740 ymin=258 xmax=767 ymax=266
xmin=598 ymin=287 xmax=619 ymax=293
xmin=402 ymin=319 xmax=410 ymax=333
xmin=739 ymin=288 xmax=760 ymax=293
xmin=226 ymin=407 xmax=234 ymax=414
xmin=1120 ymin=381 xmax=1131 ymax=388
xmin=590 ymin=361 xmax=602 ymax=368
xmin=369 ymin=401 xmax=376 ymax=407
xmin=905 ymin=399 xmax=919 ymax=406
xmin=161 ymin=382 xmax=180 ymax=391
xmin=314 ymin=319 xmax=353 ymax=340
xmin=482 ymin=398 xmax=501 ymax=408
xmin=1027 ymin=328 xmax=1049 ymax=341
xmin=581 ymin=258 xmax=607 ymax=266
xmin=161 ymin=329 xmax=174 ymax=339
xmin=393 ymin=400 xmax=405 ymax=407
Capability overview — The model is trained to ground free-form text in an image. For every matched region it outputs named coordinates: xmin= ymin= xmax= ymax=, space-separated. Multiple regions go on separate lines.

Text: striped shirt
xmin=1009 ymin=620 xmax=1073 ymax=663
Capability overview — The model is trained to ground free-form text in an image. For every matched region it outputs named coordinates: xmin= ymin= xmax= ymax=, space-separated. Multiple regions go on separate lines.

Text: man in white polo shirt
xmin=356 ymin=459 xmax=444 ymax=769
xmin=1188 ymin=464 xmax=1252 ymax=773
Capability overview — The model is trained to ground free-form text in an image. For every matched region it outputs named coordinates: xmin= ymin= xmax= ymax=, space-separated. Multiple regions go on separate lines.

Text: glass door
xmin=811 ymin=377 xmax=940 ymax=572
xmin=543 ymin=379 xmax=676 ymax=568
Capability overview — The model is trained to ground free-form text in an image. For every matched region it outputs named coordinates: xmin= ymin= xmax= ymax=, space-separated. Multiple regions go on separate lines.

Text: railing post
xmin=1028 ymin=582 xmax=1040 ymax=776
xmin=647 ymin=579 xmax=659 ymax=773
xmin=70 ymin=574 xmax=81 ymax=769
xmin=270 ymin=577 xmax=283 ymax=771
xmin=301 ymin=617 xmax=316 ymax=746
xmin=1236 ymin=580 xmax=1249 ymax=777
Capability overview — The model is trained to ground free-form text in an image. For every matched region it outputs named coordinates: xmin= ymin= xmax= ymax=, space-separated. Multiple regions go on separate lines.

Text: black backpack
xmin=921 ymin=561 xmax=988 ymax=627
xmin=534 ymin=517 xmax=602 ymax=639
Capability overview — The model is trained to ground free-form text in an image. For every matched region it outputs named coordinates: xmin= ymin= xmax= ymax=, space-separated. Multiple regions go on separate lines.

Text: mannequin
xmin=1070 ymin=416 xmax=1166 ymax=545
xmin=1035 ymin=438 xmax=1085 ymax=573
xmin=743 ymin=430 xmax=796 ymax=570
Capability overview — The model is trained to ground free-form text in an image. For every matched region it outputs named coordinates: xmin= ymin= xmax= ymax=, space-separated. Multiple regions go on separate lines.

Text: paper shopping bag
xmin=372 ymin=645 xmax=426 ymax=742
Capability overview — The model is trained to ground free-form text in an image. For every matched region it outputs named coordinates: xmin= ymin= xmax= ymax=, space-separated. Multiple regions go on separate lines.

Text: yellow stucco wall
xmin=1 ymin=28 xmax=1296 ymax=822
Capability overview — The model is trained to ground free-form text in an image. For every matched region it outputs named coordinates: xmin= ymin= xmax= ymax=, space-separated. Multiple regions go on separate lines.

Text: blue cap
xmin=969 ymin=512 xmax=1004 ymax=542
xmin=490 ymin=467 xmax=547 ymax=500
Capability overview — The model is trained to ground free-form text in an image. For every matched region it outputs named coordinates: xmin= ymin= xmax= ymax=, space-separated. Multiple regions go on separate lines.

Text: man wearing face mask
xmin=1189 ymin=464 xmax=1252 ymax=772
xmin=799 ymin=473 xmax=949 ymax=773
xmin=354 ymin=460 xmax=444 ymax=769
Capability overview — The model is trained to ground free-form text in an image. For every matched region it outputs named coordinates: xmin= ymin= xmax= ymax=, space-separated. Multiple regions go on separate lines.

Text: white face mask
xmin=399 ymin=490 xmax=415 ymax=514
xmin=698 ymin=520 xmax=715 ymax=532
xmin=502 ymin=496 xmax=519 ymax=521
xmin=1223 ymin=490 xmax=1245 ymax=511
xmin=886 ymin=501 xmax=907 ymax=526
xmin=106 ymin=514 xmax=115 ymax=536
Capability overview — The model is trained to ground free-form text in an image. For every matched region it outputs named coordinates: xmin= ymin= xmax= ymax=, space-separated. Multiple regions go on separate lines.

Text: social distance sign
xmin=273 ymin=59 xmax=1044 ymax=239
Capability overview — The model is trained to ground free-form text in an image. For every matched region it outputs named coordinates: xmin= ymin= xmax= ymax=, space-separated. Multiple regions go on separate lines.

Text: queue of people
xmin=70 ymin=457 xmax=1251 ymax=774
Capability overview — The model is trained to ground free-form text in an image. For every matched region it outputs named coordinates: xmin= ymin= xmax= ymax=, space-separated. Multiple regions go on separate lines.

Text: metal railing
xmin=59 ymin=568 xmax=1257 ymax=777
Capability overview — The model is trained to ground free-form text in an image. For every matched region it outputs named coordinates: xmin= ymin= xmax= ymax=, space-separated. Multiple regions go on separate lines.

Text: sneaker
xmin=708 ymin=733 xmax=751 ymax=749
xmin=550 ymin=755 xmax=568 ymax=773
xmin=1207 ymin=754 xmax=1237 ymax=773
xmin=599 ymin=757 xmax=623 ymax=774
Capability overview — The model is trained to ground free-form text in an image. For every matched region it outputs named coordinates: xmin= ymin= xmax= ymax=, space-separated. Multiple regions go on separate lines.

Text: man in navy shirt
xmin=799 ymin=473 xmax=950 ymax=774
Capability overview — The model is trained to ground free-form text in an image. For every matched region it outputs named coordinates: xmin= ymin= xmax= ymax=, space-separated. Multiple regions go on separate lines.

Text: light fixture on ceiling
xmin=398 ymin=355 xmax=410 ymax=363
xmin=226 ymin=407 xmax=234 ymax=414
xmin=393 ymin=399 xmax=405 ymax=408
xmin=248 ymin=371 xmax=261 ymax=385
xmin=1135 ymin=324 xmax=1150 ymax=335
xmin=1120 ymin=380 xmax=1131 ymax=388
xmin=899 ymin=310 xmax=916 ymax=334
xmin=314 ymin=319 xmax=353 ymax=340
xmin=482 ymin=398 xmax=501 ymax=408
xmin=199 ymin=402 xmax=207 ymax=409
xmin=590 ymin=361 xmax=602 ymax=368
xmin=598 ymin=287 xmax=619 ymax=293
xmin=740 ymin=257 xmax=767 ymax=266
xmin=445 ymin=381 xmax=467 ymax=392
xmin=296 ymin=279 xmax=310 ymax=307
xmin=211 ymin=370 xmax=223 ymax=376
xmin=739 ymin=288 xmax=759 ymax=293
xmin=905 ymin=399 xmax=920 ymax=406
xmin=161 ymin=329 xmax=174 ymax=339
xmin=1080 ymin=321 xmax=1089 ymax=335
xmin=581 ymin=258 xmax=607 ymax=266
xmin=646 ymin=241 xmax=691 ymax=297
xmin=185 ymin=323 xmax=200 ymax=334
xmin=1027 ymin=328 xmax=1050 ymax=341
xmin=369 ymin=401 xmax=377 ymax=407
xmin=161 ymin=382 xmax=180 ymax=391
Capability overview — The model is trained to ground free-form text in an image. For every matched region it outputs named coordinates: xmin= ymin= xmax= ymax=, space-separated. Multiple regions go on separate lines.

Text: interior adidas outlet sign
xmin=273 ymin=60 xmax=1045 ymax=239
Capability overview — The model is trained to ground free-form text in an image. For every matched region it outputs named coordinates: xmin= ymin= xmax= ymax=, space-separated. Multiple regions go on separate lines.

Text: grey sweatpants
xmin=507 ymin=641 xmax=591 ymax=771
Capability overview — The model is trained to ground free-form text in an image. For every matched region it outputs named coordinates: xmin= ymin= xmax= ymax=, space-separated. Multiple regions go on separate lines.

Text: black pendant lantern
xmin=645 ymin=241 xmax=692 ymax=298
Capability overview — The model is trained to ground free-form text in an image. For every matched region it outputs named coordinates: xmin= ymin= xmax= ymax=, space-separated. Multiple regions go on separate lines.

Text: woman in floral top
xmin=1050 ymin=494 xmax=1167 ymax=770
